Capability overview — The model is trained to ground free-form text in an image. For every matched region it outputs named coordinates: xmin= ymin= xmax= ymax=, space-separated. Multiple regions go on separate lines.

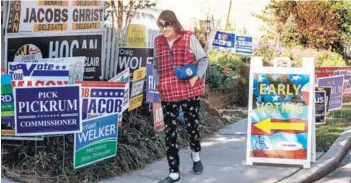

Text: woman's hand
xmin=189 ymin=76 xmax=199 ymax=87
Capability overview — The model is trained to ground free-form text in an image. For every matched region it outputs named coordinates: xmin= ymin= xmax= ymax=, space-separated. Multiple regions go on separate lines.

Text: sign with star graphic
xmin=14 ymin=85 xmax=82 ymax=136
xmin=8 ymin=62 xmax=70 ymax=87
xmin=20 ymin=57 xmax=86 ymax=84
xmin=246 ymin=57 xmax=315 ymax=169
xmin=77 ymin=81 xmax=126 ymax=124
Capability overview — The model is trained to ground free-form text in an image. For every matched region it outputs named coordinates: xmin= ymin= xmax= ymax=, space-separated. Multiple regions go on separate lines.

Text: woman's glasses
xmin=157 ymin=21 xmax=172 ymax=28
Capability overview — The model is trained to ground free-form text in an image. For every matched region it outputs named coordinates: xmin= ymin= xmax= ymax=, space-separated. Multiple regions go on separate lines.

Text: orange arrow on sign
xmin=254 ymin=118 xmax=305 ymax=135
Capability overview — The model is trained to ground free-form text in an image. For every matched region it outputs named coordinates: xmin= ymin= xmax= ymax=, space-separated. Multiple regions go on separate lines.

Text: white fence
xmin=102 ymin=27 xmax=160 ymax=80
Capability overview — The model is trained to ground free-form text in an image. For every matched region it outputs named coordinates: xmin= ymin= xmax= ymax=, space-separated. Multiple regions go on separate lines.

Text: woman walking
xmin=153 ymin=10 xmax=209 ymax=183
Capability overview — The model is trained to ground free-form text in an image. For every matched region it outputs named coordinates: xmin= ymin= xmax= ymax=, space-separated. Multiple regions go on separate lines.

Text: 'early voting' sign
xmin=235 ymin=36 xmax=253 ymax=55
xmin=14 ymin=85 xmax=82 ymax=136
xmin=74 ymin=113 xmax=118 ymax=169
xmin=246 ymin=57 xmax=315 ymax=169
xmin=146 ymin=63 xmax=160 ymax=103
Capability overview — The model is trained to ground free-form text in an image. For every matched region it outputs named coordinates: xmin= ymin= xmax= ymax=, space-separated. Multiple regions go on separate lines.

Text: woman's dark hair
xmin=157 ymin=10 xmax=184 ymax=33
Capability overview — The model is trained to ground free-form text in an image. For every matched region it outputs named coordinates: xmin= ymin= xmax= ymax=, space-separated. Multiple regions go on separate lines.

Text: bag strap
xmin=165 ymin=40 xmax=176 ymax=69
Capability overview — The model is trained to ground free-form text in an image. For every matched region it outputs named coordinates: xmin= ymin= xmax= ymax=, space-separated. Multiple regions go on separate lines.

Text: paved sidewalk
xmin=316 ymin=150 xmax=351 ymax=183
xmin=99 ymin=119 xmax=302 ymax=183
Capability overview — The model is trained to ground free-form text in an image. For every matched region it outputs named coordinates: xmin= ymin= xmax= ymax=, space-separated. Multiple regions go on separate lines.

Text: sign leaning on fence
xmin=74 ymin=113 xmax=119 ymax=169
xmin=126 ymin=24 xmax=146 ymax=47
xmin=18 ymin=57 xmax=86 ymax=84
xmin=6 ymin=33 xmax=103 ymax=81
xmin=8 ymin=62 xmax=70 ymax=87
xmin=14 ymin=85 xmax=82 ymax=136
xmin=6 ymin=0 xmax=104 ymax=34
xmin=117 ymin=47 xmax=153 ymax=76
xmin=246 ymin=57 xmax=315 ymax=169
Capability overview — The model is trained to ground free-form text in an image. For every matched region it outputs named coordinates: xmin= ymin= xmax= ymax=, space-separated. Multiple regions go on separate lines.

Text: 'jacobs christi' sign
xmin=14 ymin=85 xmax=82 ymax=136
xmin=74 ymin=113 xmax=119 ymax=169
xmin=7 ymin=0 xmax=104 ymax=34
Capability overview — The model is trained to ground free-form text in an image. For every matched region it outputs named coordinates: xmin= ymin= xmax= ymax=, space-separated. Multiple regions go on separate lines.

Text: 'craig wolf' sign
xmin=7 ymin=0 xmax=104 ymax=34
xmin=6 ymin=33 xmax=103 ymax=81
xmin=117 ymin=47 xmax=153 ymax=76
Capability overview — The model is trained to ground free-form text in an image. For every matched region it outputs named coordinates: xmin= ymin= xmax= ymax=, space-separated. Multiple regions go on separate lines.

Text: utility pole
xmin=225 ymin=0 xmax=232 ymax=31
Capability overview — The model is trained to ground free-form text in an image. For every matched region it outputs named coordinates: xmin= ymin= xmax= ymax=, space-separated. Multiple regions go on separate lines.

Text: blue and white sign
xmin=8 ymin=62 xmax=70 ymax=87
xmin=212 ymin=31 xmax=235 ymax=51
xmin=235 ymin=35 xmax=253 ymax=55
xmin=14 ymin=85 xmax=82 ymax=136
xmin=146 ymin=64 xmax=160 ymax=103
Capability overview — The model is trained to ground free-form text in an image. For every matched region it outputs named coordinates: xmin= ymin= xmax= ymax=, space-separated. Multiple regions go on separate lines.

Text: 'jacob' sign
xmin=14 ymin=85 xmax=82 ymax=136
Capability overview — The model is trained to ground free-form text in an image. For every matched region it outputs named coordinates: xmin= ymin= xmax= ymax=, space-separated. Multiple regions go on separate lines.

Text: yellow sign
xmin=133 ymin=67 xmax=146 ymax=82
xmin=254 ymin=118 xmax=305 ymax=135
xmin=127 ymin=24 xmax=146 ymax=47
xmin=128 ymin=94 xmax=143 ymax=111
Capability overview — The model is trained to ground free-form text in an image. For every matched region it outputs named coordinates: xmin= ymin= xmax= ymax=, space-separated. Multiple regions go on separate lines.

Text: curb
xmin=279 ymin=128 xmax=351 ymax=183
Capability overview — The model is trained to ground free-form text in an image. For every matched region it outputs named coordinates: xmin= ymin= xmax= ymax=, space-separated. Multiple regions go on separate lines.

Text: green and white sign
xmin=74 ymin=113 xmax=119 ymax=169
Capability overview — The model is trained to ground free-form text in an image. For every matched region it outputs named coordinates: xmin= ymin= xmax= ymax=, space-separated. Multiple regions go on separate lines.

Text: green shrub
xmin=208 ymin=50 xmax=246 ymax=73
xmin=205 ymin=63 xmax=232 ymax=92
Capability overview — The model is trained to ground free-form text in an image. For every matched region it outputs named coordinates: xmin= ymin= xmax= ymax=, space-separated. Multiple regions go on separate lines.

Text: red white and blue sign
xmin=77 ymin=82 xmax=125 ymax=121
xmin=146 ymin=63 xmax=160 ymax=103
xmin=8 ymin=62 xmax=69 ymax=87
xmin=212 ymin=31 xmax=235 ymax=51
xmin=235 ymin=35 xmax=253 ymax=55
xmin=14 ymin=85 xmax=82 ymax=136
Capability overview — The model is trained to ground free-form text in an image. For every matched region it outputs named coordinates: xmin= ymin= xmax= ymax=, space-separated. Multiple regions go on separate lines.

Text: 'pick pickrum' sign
xmin=6 ymin=0 xmax=104 ymax=34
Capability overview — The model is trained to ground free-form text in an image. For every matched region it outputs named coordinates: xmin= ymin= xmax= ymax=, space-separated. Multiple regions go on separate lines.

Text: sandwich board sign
xmin=246 ymin=57 xmax=315 ymax=169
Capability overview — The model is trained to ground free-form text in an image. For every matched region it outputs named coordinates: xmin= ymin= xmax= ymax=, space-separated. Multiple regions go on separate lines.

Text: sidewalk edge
xmin=279 ymin=128 xmax=351 ymax=183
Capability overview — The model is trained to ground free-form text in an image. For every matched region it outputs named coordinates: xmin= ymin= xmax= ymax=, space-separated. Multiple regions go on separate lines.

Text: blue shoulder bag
xmin=166 ymin=42 xmax=197 ymax=80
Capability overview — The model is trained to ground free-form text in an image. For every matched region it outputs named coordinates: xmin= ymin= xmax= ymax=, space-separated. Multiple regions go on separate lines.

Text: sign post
xmin=246 ymin=57 xmax=315 ymax=168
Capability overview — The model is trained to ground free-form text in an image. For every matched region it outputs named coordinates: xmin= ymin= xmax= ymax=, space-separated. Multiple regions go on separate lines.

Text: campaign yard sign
xmin=116 ymin=47 xmax=153 ymax=76
xmin=317 ymin=76 xmax=344 ymax=111
xmin=77 ymin=81 xmax=126 ymax=124
xmin=153 ymin=103 xmax=164 ymax=132
xmin=74 ymin=113 xmax=118 ymax=169
xmin=333 ymin=70 xmax=351 ymax=97
xmin=6 ymin=33 xmax=103 ymax=81
xmin=8 ymin=62 xmax=70 ymax=87
xmin=109 ymin=68 xmax=130 ymax=113
xmin=246 ymin=57 xmax=315 ymax=169
xmin=146 ymin=63 xmax=160 ymax=103
xmin=7 ymin=0 xmax=104 ymax=34
xmin=21 ymin=57 xmax=85 ymax=84
xmin=14 ymin=85 xmax=82 ymax=136
xmin=211 ymin=30 xmax=235 ymax=51
xmin=235 ymin=35 xmax=253 ymax=55
xmin=316 ymin=87 xmax=331 ymax=112
xmin=1 ymin=74 xmax=14 ymax=124
xmin=126 ymin=24 xmax=146 ymax=47
xmin=315 ymin=91 xmax=326 ymax=124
